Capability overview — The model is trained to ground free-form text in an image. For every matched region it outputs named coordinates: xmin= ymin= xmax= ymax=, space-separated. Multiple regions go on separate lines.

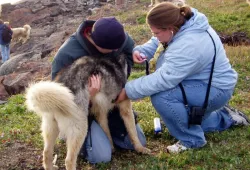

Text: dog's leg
xmin=20 ymin=36 xmax=28 ymax=44
xmin=95 ymin=112 xmax=115 ymax=152
xmin=18 ymin=37 xmax=22 ymax=43
xmin=91 ymin=93 xmax=115 ymax=152
xmin=64 ymin=111 xmax=88 ymax=170
xmin=23 ymin=34 xmax=30 ymax=44
xmin=118 ymin=100 xmax=151 ymax=154
xmin=22 ymin=39 xmax=27 ymax=44
xmin=41 ymin=115 xmax=59 ymax=170
xmin=96 ymin=112 xmax=115 ymax=152
xmin=22 ymin=37 xmax=27 ymax=44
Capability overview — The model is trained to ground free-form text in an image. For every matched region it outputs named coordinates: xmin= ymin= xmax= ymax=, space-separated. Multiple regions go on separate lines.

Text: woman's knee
xmin=151 ymin=89 xmax=177 ymax=107
xmin=151 ymin=91 xmax=176 ymax=115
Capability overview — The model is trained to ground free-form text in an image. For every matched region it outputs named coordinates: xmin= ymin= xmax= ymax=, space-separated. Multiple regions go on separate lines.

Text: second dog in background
xmin=12 ymin=24 xmax=31 ymax=44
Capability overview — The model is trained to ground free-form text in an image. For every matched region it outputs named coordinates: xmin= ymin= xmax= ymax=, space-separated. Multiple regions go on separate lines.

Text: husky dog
xmin=25 ymin=54 xmax=151 ymax=170
xmin=149 ymin=0 xmax=186 ymax=7
xmin=11 ymin=24 xmax=31 ymax=44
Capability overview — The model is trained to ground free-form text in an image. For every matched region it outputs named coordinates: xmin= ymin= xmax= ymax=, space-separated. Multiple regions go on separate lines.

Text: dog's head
xmin=23 ymin=24 xmax=31 ymax=30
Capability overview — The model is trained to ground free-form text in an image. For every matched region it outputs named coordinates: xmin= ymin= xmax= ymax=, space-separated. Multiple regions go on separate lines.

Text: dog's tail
xmin=25 ymin=81 xmax=79 ymax=117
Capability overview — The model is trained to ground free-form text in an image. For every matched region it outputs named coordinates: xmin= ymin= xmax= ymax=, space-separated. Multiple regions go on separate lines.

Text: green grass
xmin=1 ymin=0 xmax=250 ymax=169
xmin=0 ymin=95 xmax=42 ymax=149
xmin=189 ymin=0 xmax=250 ymax=36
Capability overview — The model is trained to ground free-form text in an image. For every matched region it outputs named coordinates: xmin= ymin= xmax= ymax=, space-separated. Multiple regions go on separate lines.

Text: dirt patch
xmin=0 ymin=141 xmax=43 ymax=170
xmin=219 ymin=32 xmax=250 ymax=46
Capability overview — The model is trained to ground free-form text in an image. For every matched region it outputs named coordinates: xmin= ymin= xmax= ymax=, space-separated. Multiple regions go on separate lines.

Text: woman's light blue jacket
xmin=125 ymin=8 xmax=238 ymax=100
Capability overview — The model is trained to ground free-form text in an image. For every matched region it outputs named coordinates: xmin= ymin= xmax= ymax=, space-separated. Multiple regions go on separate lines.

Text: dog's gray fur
xmin=26 ymin=54 xmax=150 ymax=170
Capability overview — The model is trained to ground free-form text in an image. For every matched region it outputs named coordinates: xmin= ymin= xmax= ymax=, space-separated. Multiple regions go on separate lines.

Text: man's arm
xmin=51 ymin=35 xmax=88 ymax=80
xmin=121 ymin=33 xmax=135 ymax=77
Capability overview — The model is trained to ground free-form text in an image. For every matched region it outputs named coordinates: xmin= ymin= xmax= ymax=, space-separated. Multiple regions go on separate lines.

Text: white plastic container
xmin=154 ymin=117 xmax=162 ymax=134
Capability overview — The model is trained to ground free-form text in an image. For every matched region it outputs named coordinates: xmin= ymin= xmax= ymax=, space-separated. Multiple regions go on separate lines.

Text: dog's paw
xmin=111 ymin=146 xmax=116 ymax=153
xmin=135 ymin=146 xmax=151 ymax=154
xmin=53 ymin=165 xmax=59 ymax=170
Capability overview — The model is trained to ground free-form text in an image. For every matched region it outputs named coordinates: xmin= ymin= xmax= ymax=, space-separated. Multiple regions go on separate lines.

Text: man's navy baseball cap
xmin=91 ymin=17 xmax=126 ymax=50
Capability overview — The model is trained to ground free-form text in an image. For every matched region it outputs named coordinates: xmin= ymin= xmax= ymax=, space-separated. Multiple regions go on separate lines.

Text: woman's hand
xmin=133 ymin=50 xmax=147 ymax=64
xmin=88 ymin=74 xmax=101 ymax=97
xmin=115 ymin=88 xmax=128 ymax=103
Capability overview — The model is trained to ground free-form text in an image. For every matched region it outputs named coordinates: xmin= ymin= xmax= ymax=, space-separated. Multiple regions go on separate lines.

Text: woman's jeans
xmin=81 ymin=120 xmax=146 ymax=164
xmin=151 ymin=80 xmax=235 ymax=148
xmin=0 ymin=44 xmax=10 ymax=63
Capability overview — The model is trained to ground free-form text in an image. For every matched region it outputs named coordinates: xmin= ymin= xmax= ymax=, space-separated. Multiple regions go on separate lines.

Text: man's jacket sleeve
xmin=122 ymin=34 xmax=135 ymax=77
xmin=51 ymin=35 xmax=88 ymax=80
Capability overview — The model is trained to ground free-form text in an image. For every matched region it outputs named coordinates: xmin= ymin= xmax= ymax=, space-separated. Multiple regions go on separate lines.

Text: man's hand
xmin=115 ymin=88 xmax=128 ymax=103
xmin=88 ymin=74 xmax=101 ymax=97
xmin=133 ymin=51 xmax=147 ymax=64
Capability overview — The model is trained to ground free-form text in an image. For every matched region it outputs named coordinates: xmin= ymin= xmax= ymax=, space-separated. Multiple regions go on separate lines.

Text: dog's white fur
xmin=11 ymin=24 xmax=31 ymax=44
xmin=26 ymin=81 xmax=88 ymax=170
xmin=149 ymin=0 xmax=186 ymax=7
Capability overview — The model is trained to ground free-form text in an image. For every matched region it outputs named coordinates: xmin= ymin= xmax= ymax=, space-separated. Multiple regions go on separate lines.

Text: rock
xmin=0 ymin=77 xmax=9 ymax=101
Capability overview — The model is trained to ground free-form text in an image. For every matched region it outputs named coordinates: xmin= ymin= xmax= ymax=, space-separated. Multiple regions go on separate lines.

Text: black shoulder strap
xmin=179 ymin=30 xmax=217 ymax=110
xmin=203 ymin=30 xmax=216 ymax=109
xmin=145 ymin=60 xmax=150 ymax=75
xmin=179 ymin=83 xmax=188 ymax=107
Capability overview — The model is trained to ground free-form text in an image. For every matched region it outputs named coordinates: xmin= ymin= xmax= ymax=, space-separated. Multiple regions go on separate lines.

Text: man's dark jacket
xmin=52 ymin=20 xmax=134 ymax=80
